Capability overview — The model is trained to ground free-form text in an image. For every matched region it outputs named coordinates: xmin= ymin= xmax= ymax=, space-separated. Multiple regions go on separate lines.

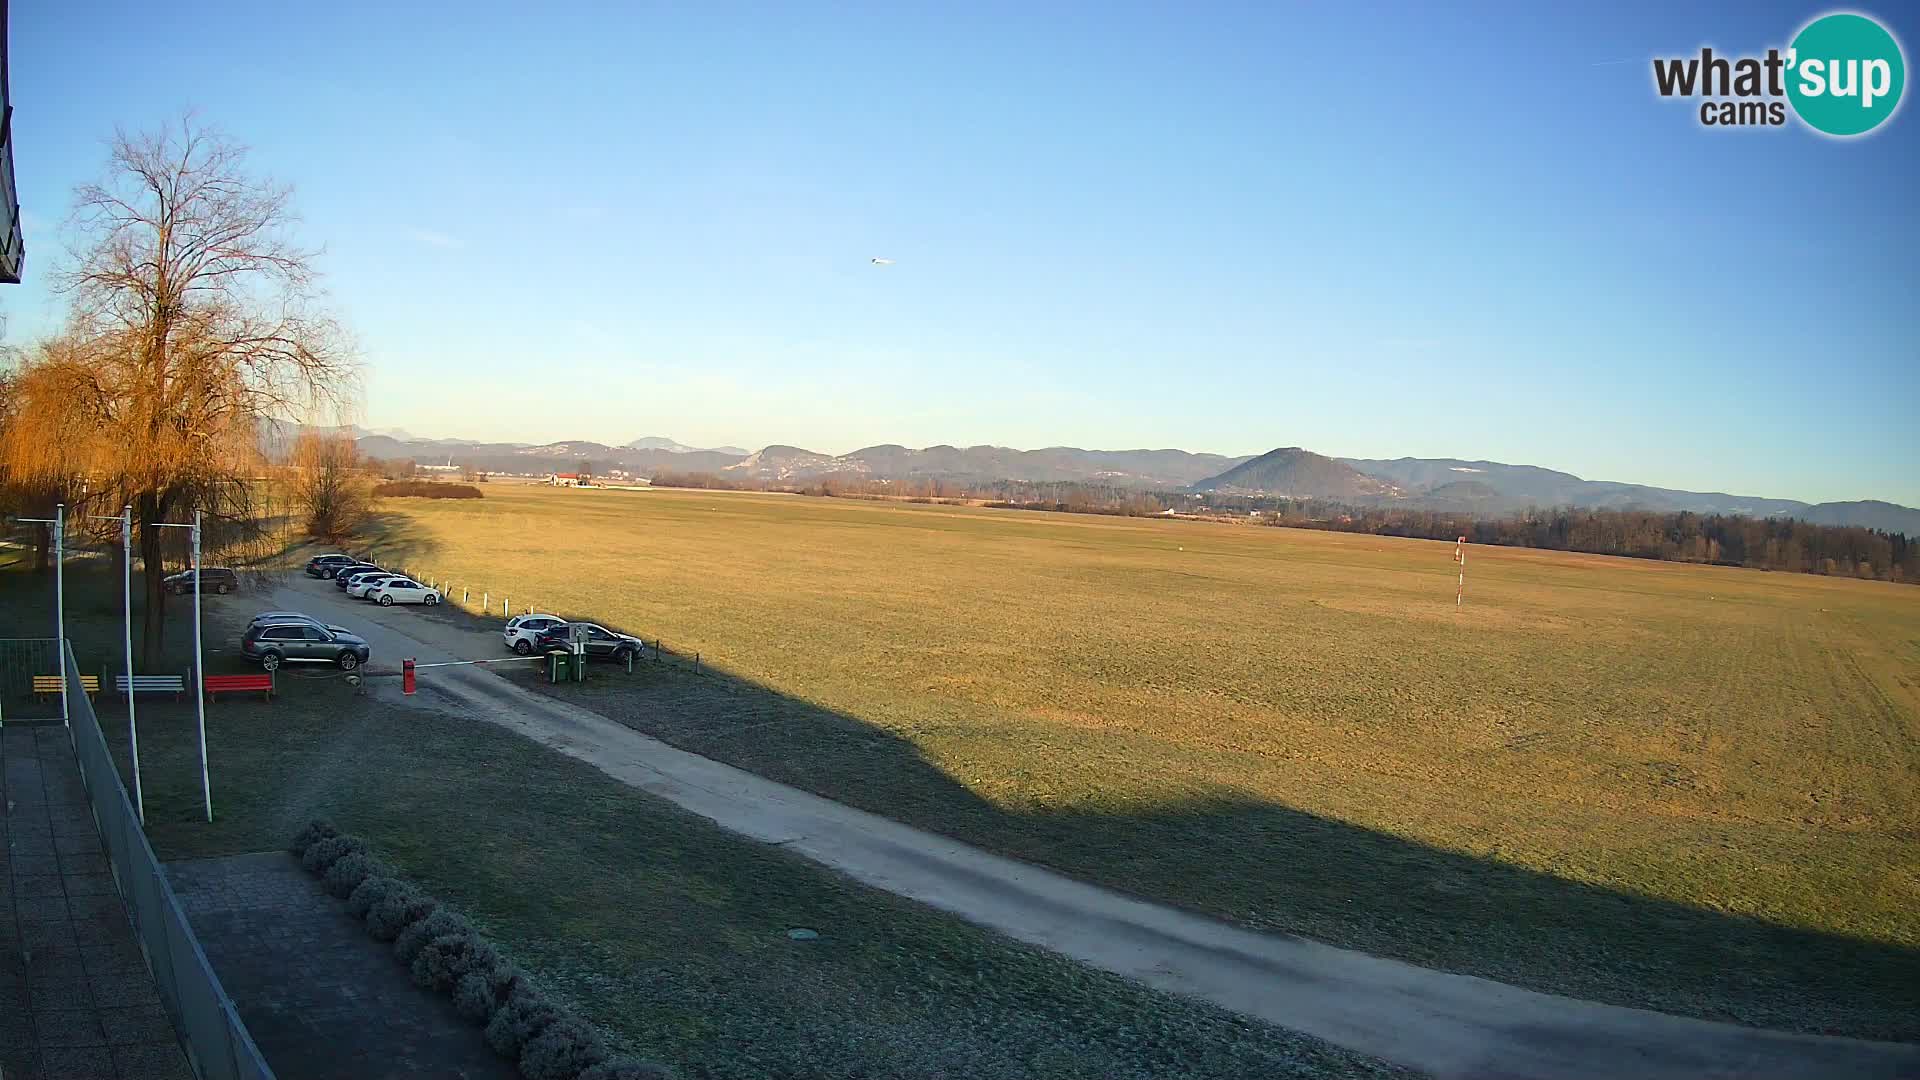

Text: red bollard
xmin=403 ymin=658 xmax=416 ymax=695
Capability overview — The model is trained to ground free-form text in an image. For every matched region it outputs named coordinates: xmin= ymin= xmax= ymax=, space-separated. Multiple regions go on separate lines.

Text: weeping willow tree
xmin=0 ymin=116 xmax=354 ymax=660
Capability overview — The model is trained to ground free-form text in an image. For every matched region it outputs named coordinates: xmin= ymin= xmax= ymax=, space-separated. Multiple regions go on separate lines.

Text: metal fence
xmin=0 ymin=637 xmax=62 ymax=722
xmin=61 ymin=639 xmax=277 ymax=1080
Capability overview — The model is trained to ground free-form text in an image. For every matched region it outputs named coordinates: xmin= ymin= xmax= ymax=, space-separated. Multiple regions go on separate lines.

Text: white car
xmin=346 ymin=573 xmax=400 ymax=599
xmin=369 ymin=578 xmax=443 ymax=606
xmin=503 ymin=613 xmax=565 ymax=655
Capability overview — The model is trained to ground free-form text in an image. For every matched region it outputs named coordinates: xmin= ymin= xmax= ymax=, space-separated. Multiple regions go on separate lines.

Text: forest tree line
xmin=648 ymin=471 xmax=1920 ymax=583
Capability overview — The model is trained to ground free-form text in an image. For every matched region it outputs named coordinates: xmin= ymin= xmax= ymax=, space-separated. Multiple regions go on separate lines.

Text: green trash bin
xmin=546 ymin=650 xmax=570 ymax=683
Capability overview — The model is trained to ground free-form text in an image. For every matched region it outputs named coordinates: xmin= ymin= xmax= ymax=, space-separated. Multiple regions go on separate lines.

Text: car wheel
xmin=216 ymin=582 xmax=231 ymax=595
xmin=323 ymin=568 xmax=336 ymax=579
xmin=513 ymin=638 xmax=533 ymax=656
xmin=338 ymin=652 xmax=361 ymax=671
xmin=424 ymin=594 xmax=439 ymax=606
xmin=259 ymin=651 xmax=283 ymax=672
xmin=379 ymin=594 xmax=395 ymax=606
xmin=614 ymin=647 xmax=634 ymax=665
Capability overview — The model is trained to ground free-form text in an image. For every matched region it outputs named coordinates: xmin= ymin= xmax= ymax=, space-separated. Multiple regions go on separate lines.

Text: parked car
xmin=164 ymin=567 xmax=238 ymax=595
xmin=335 ymin=566 xmax=385 ymax=591
xmin=304 ymin=554 xmax=358 ymax=578
xmin=247 ymin=610 xmax=349 ymax=633
xmin=502 ymin=613 xmax=566 ymax=655
xmin=241 ymin=620 xmax=371 ymax=671
xmin=367 ymin=578 xmax=442 ymax=606
xmin=532 ymin=621 xmax=642 ymax=662
xmin=323 ymin=557 xmax=377 ymax=580
xmin=346 ymin=573 xmax=400 ymax=599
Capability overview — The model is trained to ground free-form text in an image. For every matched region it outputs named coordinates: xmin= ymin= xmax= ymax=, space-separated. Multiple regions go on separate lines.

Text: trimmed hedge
xmin=580 ymin=1063 xmax=674 ymax=1080
xmin=301 ymin=834 xmax=367 ymax=875
xmin=288 ymin=819 xmax=340 ymax=857
xmin=396 ymin=909 xmax=475 ymax=966
xmin=520 ymin=1015 xmax=609 ymax=1080
xmin=485 ymin=989 xmax=561 ymax=1060
xmin=413 ymin=931 xmax=499 ymax=992
xmin=293 ymin=828 xmax=673 ymax=1080
xmin=455 ymin=963 xmax=532 ymax=1024
xmin=346 ymin=875 xmax=404 ymax=920
xmin=323 ymin=852 xmax=384 ymax=899
xmin=366 ymin=884 xmax=438 ymax=942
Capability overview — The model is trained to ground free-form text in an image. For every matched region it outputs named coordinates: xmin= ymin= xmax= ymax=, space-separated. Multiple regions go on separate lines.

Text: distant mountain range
xmin=329 ymin=429 xmax=1920 ymax=535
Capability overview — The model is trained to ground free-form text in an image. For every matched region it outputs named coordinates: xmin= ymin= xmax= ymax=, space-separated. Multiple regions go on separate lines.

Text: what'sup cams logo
xmin=1653 ymin=11 xmax=1906 ymax=136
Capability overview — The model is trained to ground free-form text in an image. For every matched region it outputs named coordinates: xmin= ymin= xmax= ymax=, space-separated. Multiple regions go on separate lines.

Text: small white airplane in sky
xmin=870 ymin=257 xmax=895 ymax=266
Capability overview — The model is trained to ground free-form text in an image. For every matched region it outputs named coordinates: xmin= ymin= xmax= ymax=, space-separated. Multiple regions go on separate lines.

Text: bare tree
xmin=1 ymin=115 xmax=354 ymax=660
xmin=291 ymin=431 xmax=368 ymax=540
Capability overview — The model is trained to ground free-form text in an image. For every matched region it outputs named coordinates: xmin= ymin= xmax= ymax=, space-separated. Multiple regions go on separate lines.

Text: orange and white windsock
xmin=1454 ymin=536 xmax=1467 ymax=606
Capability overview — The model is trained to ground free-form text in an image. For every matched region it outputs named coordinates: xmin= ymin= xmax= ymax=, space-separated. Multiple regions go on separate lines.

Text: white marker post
xmin=55 ymin=504 xmax=66 ymax=725
xmin=153 ymin=512 xmax=213 ymax=821
xmin=1454 ymin=535 xmax=1467 ymax=607
xmin=124 ymin=507 xmax=144 ymax=823
xmin=192 ymin=510 xmax=209 ymax=822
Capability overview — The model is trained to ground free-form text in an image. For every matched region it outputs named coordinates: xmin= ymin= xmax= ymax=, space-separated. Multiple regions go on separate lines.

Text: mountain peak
xmin=625 ymin=436 xmax=751 ymax=456
xmin=1193 ymin=447 xmax=1400 ymax=499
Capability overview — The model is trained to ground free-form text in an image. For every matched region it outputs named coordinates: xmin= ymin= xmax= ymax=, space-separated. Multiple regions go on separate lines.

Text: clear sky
xmin=6 ymin=2 xmax=1916 ymax=505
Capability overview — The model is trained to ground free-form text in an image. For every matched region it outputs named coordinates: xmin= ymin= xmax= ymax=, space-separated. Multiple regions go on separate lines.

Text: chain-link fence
xmin=61 ymin=639 xmax=277 ymax=1080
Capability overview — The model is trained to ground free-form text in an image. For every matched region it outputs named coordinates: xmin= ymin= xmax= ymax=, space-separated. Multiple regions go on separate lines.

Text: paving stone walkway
xmin=1 ymin=722 xmax=193 ymax=1080
xmin=166 ymin=851 xmax=519 ymax=1080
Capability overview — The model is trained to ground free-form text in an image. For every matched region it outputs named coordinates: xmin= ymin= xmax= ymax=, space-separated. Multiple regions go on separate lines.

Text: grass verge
xmin=5 ymin=563 xmax=1414 ymax=1080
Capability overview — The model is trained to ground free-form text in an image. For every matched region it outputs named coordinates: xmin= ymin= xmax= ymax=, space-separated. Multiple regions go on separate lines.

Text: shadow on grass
xmin=493 ymin=639 xmax=1920 ymax=1046
xmin=14 ymin=559 xmax=1920 ymax=1051
xmin=341 ymin=511 xmax=444 ymax=570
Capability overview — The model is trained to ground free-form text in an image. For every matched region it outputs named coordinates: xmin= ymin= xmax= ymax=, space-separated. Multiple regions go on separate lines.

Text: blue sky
xmin=7 ymin=2 xmax=1916 ymax=505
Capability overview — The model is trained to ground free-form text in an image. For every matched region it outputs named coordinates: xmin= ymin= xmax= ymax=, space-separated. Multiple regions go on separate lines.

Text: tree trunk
xmin=32 ymin=521 xmax=50 ymax=574
xmin=137 ymin=490 xmax=170 ymax=666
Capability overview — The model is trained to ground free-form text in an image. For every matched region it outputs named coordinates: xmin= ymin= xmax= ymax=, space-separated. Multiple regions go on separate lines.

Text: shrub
xmin=288 ymin=820 xmax=339 ymax=857
xmin=323 ymin=853 xmax=384 ymax=899
xmin=346 ymin=875 xmax=403 ymax=919
xmin=519 ymin=1015 xmax=609 ymax=1080
xmin=395 ymin=908 xmax=473 ymax=966
xmin=412 ymin=931 xmax=499 ymax=993
xmin=454 ymin=963 xmax=532 ymax=1024
xmin=484 ymin=989 xmax=560 ymax=1060
xmin=579 ymin=1061 xmax=674 ymax=1080
xmin=366 ymin=886 xmax=438 ymax=942
xmin=300 ymin=835 xmax=367 ymax=875
xmin=372 ymin=481 xmax=483 ymax=499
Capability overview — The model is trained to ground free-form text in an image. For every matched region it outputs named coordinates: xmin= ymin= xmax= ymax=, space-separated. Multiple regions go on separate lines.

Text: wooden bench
xmin=33 ymin=674 xmax=99 ymax=700
xmin=204 ymin=672 xmax=274 ymax=702
xmin=115 ymin=674 xmax=187 ymax=700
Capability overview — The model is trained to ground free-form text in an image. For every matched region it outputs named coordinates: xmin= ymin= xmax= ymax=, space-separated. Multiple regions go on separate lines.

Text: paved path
xmin=277 ymin=579 xmax=1920 ymax=1080
xmin=166 ymin=852 xmax=517 ymax=1080
xmin=2 ymin=723 xmax=193 ymax=1080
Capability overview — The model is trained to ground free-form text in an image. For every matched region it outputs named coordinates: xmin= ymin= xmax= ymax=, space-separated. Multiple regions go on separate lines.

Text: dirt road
xmin=272 ymin=578 xmax=1920 ymax=1080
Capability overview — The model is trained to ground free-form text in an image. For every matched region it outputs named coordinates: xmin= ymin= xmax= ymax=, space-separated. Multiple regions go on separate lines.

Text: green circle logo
xmin=1787 ymin=13 xmax=1906 ymax=136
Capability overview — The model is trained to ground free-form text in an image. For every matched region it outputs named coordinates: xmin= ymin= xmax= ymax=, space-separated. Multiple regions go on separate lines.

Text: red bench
xmin=204 ymin=673 xmax=275 ymax=701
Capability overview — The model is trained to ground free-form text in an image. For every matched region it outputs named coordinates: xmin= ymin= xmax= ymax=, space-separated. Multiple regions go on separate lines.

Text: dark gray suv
xmin=240 ymin=620 xmax=371 ymax=671
xmin=164 ymin=567 xmax=238 ymax=595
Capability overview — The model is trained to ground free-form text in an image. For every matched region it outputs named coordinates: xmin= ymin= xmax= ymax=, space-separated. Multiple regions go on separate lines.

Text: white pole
xmin=55 ymin=503 xmax=67 ymax=727
xmin=1455 ymin=536 xmax=1467 ymax=608
xmin=123 ymin=506 xmax=144 ymax=824
xmin=192 ymin=510 xmax=211 ymax=822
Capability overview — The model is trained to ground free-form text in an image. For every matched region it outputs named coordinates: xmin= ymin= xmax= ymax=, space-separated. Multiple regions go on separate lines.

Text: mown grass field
xmin=364 ymin=483 xmax=1919 ymax=1039
xmin=0 ymin=561 xmax=1406 ymax=1080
